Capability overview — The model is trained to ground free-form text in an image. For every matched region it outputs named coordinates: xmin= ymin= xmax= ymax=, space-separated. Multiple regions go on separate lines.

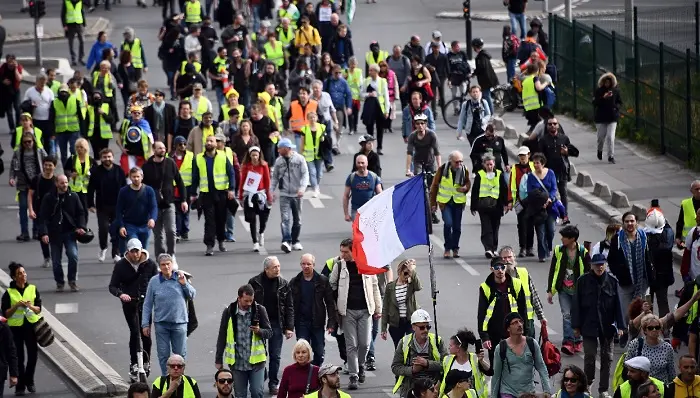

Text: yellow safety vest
xmin=681 ymin=198 xmax=697 ymax=239
xmin=436 ymin=165 xmax=468 ymax=204
xmin=48 ymin=80 xmax=61 ymax=96
xmin=279 ymin=8 xmax=299 ymax=28
xmin=439 ymin=354 xmax=487 ymax=398
xmin=221 ymin=104 xmax=245 ymax=120
xmin=195 ymin=152 xmax=229 ymax=192
xmin=325 ymin=257 xmax=337 ymax=272
xmin=510 ymin=161 xmax=534 ymax=204
xmin=92 ymin=71 xmax=113 ymax=98
xmin=121 ymin=39 xmax=144 ymax=69
xmin=301 ymin=123 xmax=325 ymax=161
xmin=687 ymin=285 xmax=699 ymax=325
xmin=7 ymin=285 xmax=42 ymax=327
xmin=392 ymin=333 xmax=442 ymax=394
xmin=477 ymin=169 xmax=501 ymax=199
xmin=87 ymin=103 xmax=113 ymax=139
xmin=180 ymin=61 xmax=202 ymax=75
xmin=521 ymin=75 xmax=541 ymax=111
xmin=200 ymin=125 xmax=215 ymax=148
xmin=153 ymin=376 xmax=197 ymax=398
xmin=346 ymin=68 xmax=363 ymax=100
xmin=219 ymin=147 xmax=234 ymax=165
xmin=185 ymin=0 xmax=202 ymax=23
xmin=64 ymin=0 xmax=84 ymax=24
xmin=222 ymin=315 xmax=267 ymax=365
xmin=120 ymin=121 xmax=151 ymax=157
xmin=304 ymin=391 xmax=352 ymax=398
xmin=514 ymin=268 xmax=534 ymax=320
xmin=619 ymin=378 xmax=664 ymax=398
xmin=14 ymin=127 xmax=44 ymax=150
xmin=270 ymin=97 xmax=284 ymax=133
xmin=480 ymin=279 xmax=523 ymax=332
xmin=72 ymin=91 xmax=87 ymax=118
xmin=263 ymin=41 xmax=285 ymax=68
xmin=365 ymin=50 xmax=388 ymax=66
xmin=366 ymin=78 xmax=387 ymax=114
xmin=53 ymin=97 xmax=80 ymax=133
xmin=69 ymin=156 xmax=91 ymax=193
xmin=173 ymin=151 xmax=194 ymax=186
xmin=549 ymin=244 xmax=587 ymax=295
xmin=192 ymin=98 xmax=210 ymax=121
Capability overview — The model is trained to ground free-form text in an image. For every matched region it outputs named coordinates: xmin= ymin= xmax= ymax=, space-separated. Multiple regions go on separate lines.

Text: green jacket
xmin=381 ymin=271 xmax=423 ymax=332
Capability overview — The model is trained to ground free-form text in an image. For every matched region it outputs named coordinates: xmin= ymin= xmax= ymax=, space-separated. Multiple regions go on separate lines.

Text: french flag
xmin=352 ymin=175 xmax=430 ymax=275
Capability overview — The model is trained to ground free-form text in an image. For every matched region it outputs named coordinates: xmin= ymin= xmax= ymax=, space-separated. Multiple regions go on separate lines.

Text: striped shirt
xmin=395 ymin=283 xmax=408 ymax=318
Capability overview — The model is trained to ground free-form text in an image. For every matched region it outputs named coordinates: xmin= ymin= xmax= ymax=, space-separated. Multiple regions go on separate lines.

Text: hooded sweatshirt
xmin=108 ymin=250 xmax=158 ymax=300
xmin=271 ymin=151 xmax=310 ymax=197
xmin=666 ymin=375 xmax=700 ymax=398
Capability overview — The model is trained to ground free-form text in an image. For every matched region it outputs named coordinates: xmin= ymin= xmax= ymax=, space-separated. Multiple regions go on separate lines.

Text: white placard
xmin=318 ymin=6 xmax=332 ymax=22
xmin=36 ymin=24 xmax=44 ymax=38
xmin=243 ymin=171 xmax=262 ymax=194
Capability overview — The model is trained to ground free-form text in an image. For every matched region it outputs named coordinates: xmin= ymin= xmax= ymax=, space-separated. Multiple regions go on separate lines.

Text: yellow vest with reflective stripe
xmin=477 ymin=169 xmax=501 ymax=199
xmin=173 ymin=151 xmax=194 ymax=186
xmin=53 ymin=97 xmax=80 ymax=133
xmin=550 ymin=244 xmax=587 ymax=295
xmin=681 ymin=198 xmax=697 ymax=239
xmin=522 ymin=75 xmax=541 ymax=111
xmin=120 ymin=121 xmax=151 ymax=157
xmin=437 ymin=165 xmax=468 ymax=204
xmin=180 ymin=61 xmax=202 ymax=75
xmin=196 ymin=152 xmax=229 ymax=192
xmin=480 ymin=279 xmax=523 ymax=332
xmin=153 ymin=376 xmax=197 ymax=398
xmin=304 ymin=390 xmax=351 ymax=398
xmin=14 ymin=127 xmax=44 ymax=150
xmin=87 ymin=103 xmax=113 ymax=139
xmin=193 ymin=98 xmax=210 ymax=121
xmin=223 ymin=315 xmax=267 ymax=365
xmin=92 ymin=71 xmax=113 ymax=98
xmin=301 ymin=123 xmax=325 ymax=161
xmin=510 ymin=161 xmax=534 ymax=204
xmin=515 ymin=268 xmax=534 ymax=320
xmin=365 ymin=50 xmax=388 ymax=66
xmin=48 ymin=80 xmax=61 ymax=96
xmin=439 ymin=354 xmax=487 ymax=398
xmin=221 ymin=104 xmax=245 ymax=121
xmin=392 ymin=333 xmax=442 ymax=394
xmin=263 ymin=41 xmax=285 ymax=68
xmin=345 ymin=68 xmax=363 ymax=101
xmin=619 ymin=378 xmax=664 ymax=398
xmin=185 ymin=0 xmax=202 ymax=23
xmin=72 ymin=91 xmax=87 ymax=118
xmin=219 ymin=147 xmax=234 ymax=165
xmin=65 ymin=0 xmax=84 ymax=24
xmin=122 ymin=39 xmax=144 ymax=69
xmin=69 ymin=156 xmax=91 ymax=193
xmin=270 ymin=97 xmax=284 ymax=133
xmin=7 ymin=285 xmax=42 ymax=326
xmin=368 ymin=77 xmax=387 ymax=114
xmin=277 ymin=26 xmax=295 ymax=48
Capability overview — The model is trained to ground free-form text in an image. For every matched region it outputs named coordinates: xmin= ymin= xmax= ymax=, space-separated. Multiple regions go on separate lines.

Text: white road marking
xmin=302 ymin=191 xmax=332 ymax=209
xmin=55 ymin=303 xmax=79 ymax=314
xmin=534 ymin=320 xmax=558 ymax=335
xmin=429 ymin=235 xmax=480 ymax=276
xmin=239 ymin=215 xmax=250 ymax=232
xmin=104 ymin=342 xmax=117 ymax=345
xmin=384 ymin=388 xmax=396 ymax=397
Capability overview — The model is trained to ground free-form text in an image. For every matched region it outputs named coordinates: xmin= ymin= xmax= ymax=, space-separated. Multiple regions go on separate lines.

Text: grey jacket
xmin=381 ymin=271 xmax=422 ymax=332
xmin=10 ymin=148 xmax=47 ymax=191
xmin=271 ymin=152 xmax=309 ymax=197
xmin=456 ymin=97 xmax=491 ymax=134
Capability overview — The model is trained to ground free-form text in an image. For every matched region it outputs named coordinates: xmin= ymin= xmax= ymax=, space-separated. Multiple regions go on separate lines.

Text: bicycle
xmin=441 ymin=79 xmax=472 ymax=130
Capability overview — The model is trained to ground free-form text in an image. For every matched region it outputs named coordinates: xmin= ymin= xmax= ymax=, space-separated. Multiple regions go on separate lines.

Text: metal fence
xmin=549 ymin=13 xmax=700 ymax=166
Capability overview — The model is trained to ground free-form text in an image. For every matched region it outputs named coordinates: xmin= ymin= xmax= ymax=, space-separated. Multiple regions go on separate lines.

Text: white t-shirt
xmin=685 ymin=226 xmax=700 ymax=279
xmin=449 ymin=357 xmax=472 ymax=373
xmin=23 ymin=86 xmax=54 ymax=121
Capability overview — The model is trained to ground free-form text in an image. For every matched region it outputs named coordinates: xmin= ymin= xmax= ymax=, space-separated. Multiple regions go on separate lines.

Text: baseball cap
xmin=126 ymin=238 xmax=143 ymax=252
xmin=58 ymin=83 xmax=70 ymax=93
xmin=358 ymin=134 xmax=375 ymax=144
xmin=193 ymin=82 xmax=203 ymax=90
xmin=174 ymin=136 xmax=187 ymax=145
xmin=318 ymin=364 xmax=342 ymax=380
xmin=517 ymin=146 xmax=530 ymax=156
xmin=277 ymin=137 xmax=296 ymax=149
xmin=625 ymin=356 xmax=651 ymax=373
xmin=490 ymin=257 xmax=506 ymax=268
xmin=591 ymin=253 xmax=607 ymax=265
xmin=215 ymin=132 xmax=227 ymax=142
xmin=432 ymin=30 xmax=442 ymax=38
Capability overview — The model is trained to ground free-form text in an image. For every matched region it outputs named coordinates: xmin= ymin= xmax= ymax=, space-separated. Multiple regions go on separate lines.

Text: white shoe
xmin=253 ymin=242 xmax=260 ymax=252
xmin=259 ymin=233 xmax=265 ymax=247
xmin=98 ymin=249 xmax=107 ymax=263
xmin=281 ymin=242 xmax=292 ymax=253
xmin=312 ymin=187 xmax=320 ymax=198
xmin=113 ymin=254 xmax=122 ymax=263
xmin=292 ymin=242 xmax=303 ymax=251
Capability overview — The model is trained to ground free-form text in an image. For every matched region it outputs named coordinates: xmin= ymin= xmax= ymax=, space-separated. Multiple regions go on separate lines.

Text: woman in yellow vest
xmin=553 ymin=365 xmax=590 ymax=398
xmin=1 ymin=262 xmax=43 ymax=395
xmin=438 ymin=329 xmax=491 ymax=398
xmin=361 ymin=64 xmax=390 ymax=154
xmin=344 ymin=56 xmax=364 ymax=135
xmin=299 ymin=111 xmax=325 ymax=197
xmin=13 ymin=113 xmax=44 ymax=151
xmin=470 ymin=153 xmax=507 ymax=258
xmin=65 ymin=138 xmax=95 ymax=223
xmin=86 ymin=91 xmax=114 ymax=156
xmin=219 ymin=89 xmax=245 ymax=122
xmin=442 ymin=369 xmax=479 ymax=398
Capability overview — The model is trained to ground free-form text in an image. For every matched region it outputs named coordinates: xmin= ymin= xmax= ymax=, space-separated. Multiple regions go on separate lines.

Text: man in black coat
xmin=144 ymin=91 xmax=177 ymax=144
xmin=0 ymin=317 xmax=18 ymax=395
xmin=472 ymin=39 xmax=499 ymax=116
xmin=537 ymin=116 xmax=579 ymax=212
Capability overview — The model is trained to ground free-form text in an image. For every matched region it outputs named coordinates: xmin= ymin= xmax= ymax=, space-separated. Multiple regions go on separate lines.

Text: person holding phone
xmin=437 ymin=328 xmax=492 ymax=398
xmin=381 ymin=259 xmax=423 ymax=348
xmin=593 ymin=72 xmax=622 ymax=164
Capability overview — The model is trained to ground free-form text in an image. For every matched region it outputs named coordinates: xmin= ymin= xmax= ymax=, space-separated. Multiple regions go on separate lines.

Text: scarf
xmin=442 ymin=163 xmax=466 ymax=187
xmin=618 ymin=228 xmax=647 ymax=296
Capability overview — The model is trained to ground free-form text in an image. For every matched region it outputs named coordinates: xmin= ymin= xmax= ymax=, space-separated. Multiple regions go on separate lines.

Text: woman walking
xmin=593 ymin=72 xmax=622 ymax=164
xmin=378 ymin=60 xmax=399 ymax=133
xmin=117 ymin=50 xmax=139 ymax=116
xmin=470 ymin=153 xmax=508 ymax=258
xmin=381 ymin=259 xmax=422 ymax=347
xmin=438 ymin=328 xmax=492 ymax=398
xmin=526 ymin=152 xmax=558 ymax=262
xmin=277 ymin=339 xmax=320 ymax=398
xmin=238 ymin=146 xmax=272 ymax=252
xmin=64 ymin=138 xmax=95 ymax=223
xmin=9 ymin=133 xmax=47 ymax=242
xmin=230 ymin=120 xmax=260 ymax=165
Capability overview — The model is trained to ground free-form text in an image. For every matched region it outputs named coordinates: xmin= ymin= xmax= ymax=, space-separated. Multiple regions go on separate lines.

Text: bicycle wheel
xmin=442 ymin=97 xmax=463 ymax=130
xmin=491 ymin=87 xmax=509 ymax=117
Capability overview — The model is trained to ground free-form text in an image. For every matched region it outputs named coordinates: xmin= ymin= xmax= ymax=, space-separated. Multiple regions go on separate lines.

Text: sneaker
xmin=597 ymin=150 xmax=603 ymax=160
xmin=326 ymin=164 xmax=335 ymax=172
xmin=69 ymin=282 xmax=79 ymax=292
xmin=269 ymin=386 xmax=279 ymax=395
xmin=348 ymin=375 xmax=359 ymax=390
xmin=253 ymin=242 xmax=260 ymax=252
xmin=608 ymin=157 xmax=616 ymax=164
xmin=574 ymin=341 xmax=583 ymax=353
xmin=343 ymin=362 xmax=349 ymax=374
xmin=56 ymin=283 xmax=65 ymax=293
xmin=292 ymin=242 xmax=303 ymax=251
xmin=452 ymin=250 xmax=460 ymax=258
xmin=526 ymin=249 xmax=535 ymax=257
xmin=16 ymin=234 xmax=30 ymax=242
xmin=113 ymin=254 xmax=122 ymax=263
xmin=259 ymin=233 xmax=265 ymax=246
xmin=98 ymin=248 xmax=107 ymax=263
xmin=219 ymin=242 xmax=228 ymax=252
xmin=519 ymin=248 xmax=527 ymax=257
xmin=205 ymin=245 xmax=214 ymax=256
xmin=42 ymin=258 xmax=51 ymax=268
xmin=562 ymin=217 xmax=571 ymax=225
xmin=358 ymin=366 xmax=366 ymax=383
xmin=181 ymin=233 xmax=189 ymax=241
xmin=365 ymin=357 xmax=376 ymax=371
xmin=443 ymin=251 xmax=452 ymax=259
xmin=129 ymin=363 xmax=138 ymax=381
xmin=600 ymin=392 xmax=612 ymax=398
xmin=312 ymin=187 xmax=320 ymax=198
xmin=26 ymin=385 xmax=36 ymax=393
xmin=561 ymin=342 xmax=575 ymax=356
xmin=431 ymin=213 xmax=440 ymax=224
xmin=281 ymin=242 xmax=291 ymax=253
xmin=485 ymin=251 xmax=493 ymax=259
xmin=176 ymin=235 xmax=181 ymax=243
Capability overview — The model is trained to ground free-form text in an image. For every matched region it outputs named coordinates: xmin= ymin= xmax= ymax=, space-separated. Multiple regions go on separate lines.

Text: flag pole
xmin=422 ymin=170 xmax=439 ymax=337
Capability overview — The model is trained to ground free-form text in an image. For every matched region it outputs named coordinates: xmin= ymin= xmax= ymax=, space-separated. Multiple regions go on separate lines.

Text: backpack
xmin=503 ymin=34 xmax=520 ymax=59
xmin=612 ymin=336 xmax=644 ymax=392
xmin=498 ymin=337 xmax=536 ymax=371
xmin=539 ymin=323 xmax=561 ymax=377
xmin=543 ymin=85 xmax=556 ymax=108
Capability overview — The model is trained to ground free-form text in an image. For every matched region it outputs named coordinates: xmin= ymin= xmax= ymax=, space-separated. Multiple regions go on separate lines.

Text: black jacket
xmin=424 ymin=52 xmax=449 ymax=84
xmin=108 ymin=251 xmax=158 ymax=300
xmin=593 ymin=86 xmax=622 ymax=124
xmin=38 ymin=190 xmax=87 ymax=237
xmin=352 ymin=150 xmax=382 ymax=177
xmin=141 ymin=157 xmax=186 ymax=208
xmin=0 ymin=321 xmax=18 ymax=381
xmin=537 ymin=131 xmax=579 ymax=181
xmin=248 ymin=273 xmax=295 ymax=331
xmin=87 ymin=164 xmax=127 ymax=209
xmin=572 ymin=271 xmax=626 ymax=338
xmin=289 ymin=271 xmax=337 ymax=329
xmin=469 ymin=170 xmax=508 ymax=213
xmin=0 ymin=25 xmax=6 ymax=59
xmin=144 ymin=103 xmax=177 ymax=143
xmin=474 ymin=50 xmax=499 ymax=90
xmin=401 ymin=43 xmax=424 ymax=66
xmin=608 ymin=231 xmax=655 ymax=287
xmin=477 ymin=273 xmax=529 ymax=341
xmin=647 ymin=224 xmax=675 ymax=288
xmin=329 ymin=35 xmax=354 ymax=67
xmin=214 ymin=302 xmax=273 ymax=365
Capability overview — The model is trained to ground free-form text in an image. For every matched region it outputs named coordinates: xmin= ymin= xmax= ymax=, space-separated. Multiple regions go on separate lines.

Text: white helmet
xmin=413 ymin=113 xmax=428 ymax=122
xmin=410 ymin=309 xmax=432 ymax=324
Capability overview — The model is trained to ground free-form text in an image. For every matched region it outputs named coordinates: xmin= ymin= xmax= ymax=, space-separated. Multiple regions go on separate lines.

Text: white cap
xmin=432 ymin=30 xmax=442 ymax=38
xmin=517 ymin=146 xmax=530 ymax=156
xmin=410 ymin=309 xmax=432 ymax=324
xmin=126 ymin=238 xmax=143 ymax=252
xmin=644 ymin=209 xmax=666 ymax=234
xmin=625 ymin=356 xmax=651 ymax=373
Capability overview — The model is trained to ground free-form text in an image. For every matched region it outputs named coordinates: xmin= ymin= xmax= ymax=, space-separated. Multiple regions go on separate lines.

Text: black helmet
xmin=471 ymin=38 xmax=485 ymax=48
xmin=76 ymin=228 xmax=95 ymax=244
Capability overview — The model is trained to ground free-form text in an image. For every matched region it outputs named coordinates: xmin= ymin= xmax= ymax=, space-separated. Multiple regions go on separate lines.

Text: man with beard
xmin=256 ymin=63 xmax=287 ymax=98
xmin=214 ymin=369 xmax=234 ymax=398
xmin=305 ymin=364 xmax=350 ymax=397
xmin=142 ymin=141 xmax=187 ymax=258
xmin=186 ymin=111 xmax=218 ymax=155
xmin=171 ymin=101 xmax=198 ymax=152
xmin=470 ymin=124 xmax=508 ymax=173
xmin=88 ymin=148 xmax=127 ymax=263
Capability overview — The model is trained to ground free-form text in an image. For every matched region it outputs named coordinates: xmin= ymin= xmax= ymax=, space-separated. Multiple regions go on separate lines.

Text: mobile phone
xmin=252 ymin=320 xmax=259 ymax=327
xmin=475 ymin=339 xmax=483 ymax=353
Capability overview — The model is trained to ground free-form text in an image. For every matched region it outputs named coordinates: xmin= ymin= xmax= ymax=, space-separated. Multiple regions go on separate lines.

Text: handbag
xmin=34 ymin=317 xmax=55 ymax=347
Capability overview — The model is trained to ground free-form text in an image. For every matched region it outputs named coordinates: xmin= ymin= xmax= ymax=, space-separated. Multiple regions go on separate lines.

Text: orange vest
xmin=289 ymin=100 xmax=318 ymax=132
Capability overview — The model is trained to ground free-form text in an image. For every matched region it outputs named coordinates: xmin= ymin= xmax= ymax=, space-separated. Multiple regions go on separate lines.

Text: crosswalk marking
xmin=429 ymin=235 xmax=480 ymax=276
xmin=55 ymin=303 xmax=79 ymax=314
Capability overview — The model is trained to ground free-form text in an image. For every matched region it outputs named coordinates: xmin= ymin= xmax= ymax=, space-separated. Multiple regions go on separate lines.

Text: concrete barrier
xmin=575 ymin=171 xmax=593 ymax=188
xmin=492 ymin=117 xmax=505 ymax=131
xmin=570 ymin=162 xmax=577 ymax=177
xmin=517 ymin=132 xmax=529 ymax=146
xmin=504 ymin=125 xmax=518 ymax=139
xmin=592 ymin=181 xmax=612 ymax=199
xmin=18 ymin=57 xmax=74 ymax=84
xmin=632 ymin=203 xmax=648 ymax=221
xmin=611 ymin=191 xmax=631 ymax=208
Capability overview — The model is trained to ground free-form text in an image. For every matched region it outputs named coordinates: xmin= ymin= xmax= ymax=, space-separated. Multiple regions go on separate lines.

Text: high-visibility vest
xmin=14 ymin=127 xmax=44 ymax=150
xmin=92 ymin=71 xmax=113 ymax=98
xmin=172 ymin=151 xmax=194 ymax=186
xmin=192 ymin=97 xmax=209 ymax=120
xmin=72 ymin=90 xmax=87 ymax=118
xmin=289 ymin=100 xmax=318 ymax=132
xmin=263 ymin=41 xmax=285 ymax=68
xmin=436 ymin=165 xmax=468 ymax=204
xmin=325 ymin=257 xmax=337 ymax=272
xmin=219 ymin=147 xmax=234 ymax=165
xmin=279 ymin=8 xmax=299 ymax=28
xmin=681 ymin=198 xmax=697 ymax=239
xmin=87 ymin=103 xmax=113 ymax=139
xmin=549 ymin=244 xmax=587 ymax=295
xmin=366 ymin=78 xmax=387 ymax=114
xmin=392 ymin=333 xmax=442 ymax=394
xmin=180 ymin=61 xmax=202 ymax=75
xmin=199 ymin=125 xmax=215 ymax=149
xmin=439 ymin=354 xmax=487 ymax=398
xmin=346 ymin=68 xmax=363 ymax=100
xmin=515 ymin=268 xmax=534 ymax=320
xmin=48 ymin=80 xmax=61 ymax=96
xmin=7 ymin=285 xmax=42 ymax=326
xmin=53 ymin=97 xmax=81 ymax=133
xmin=619 ymin=378 xmax=664 ymax=398
xmin=121 ymin=39 xmax=144 ymax=69
xmin=301 ymin=123 xmax=325 ymax=161
xmin=365 ymin=50 xmax=388 ymax=66
xmin=480 ymin=279 xmax=523 ymax=332
xmin=522 ymin=75 xmax=541 ymax=111
xmin=185 ymin=0 xmax=202 ymax=23
xmin=69 ymin=156 xmax=91 ymax=193
xmin=120 ymin=121 xmax=151 ymax=156
xmin=213 ymin=56 xmax=227 ymax=70
xmin=304 ymin=391 xmax=352 ymax=398
xmin=277 ymin=26 xmax=295 ymax=49
xmin=152 ymin=376 xmax=198 ymax=398
xmin=687 ymin=285 xmax=699 ymax=325
xmin=64 ymin=0 xmax=84 ymax=24
xmin=477 ymin=169 xmax=501 ymax=199
xmin=221 ymin=104 xmax=245 ymax=120
xmin=195 ymin=152 xmax=229 ymax=192
xmin=222 ymin=315 xmax=267 ymax=365
xmin=270 ymin=97 xmax=284 ymax=132
xmin=510 ymin=161 xmax=534 ymax=204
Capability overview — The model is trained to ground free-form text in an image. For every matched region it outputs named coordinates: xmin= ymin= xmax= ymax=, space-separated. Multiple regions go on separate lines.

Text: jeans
xmin=123 ymin=301 xmax=152 ymax=366
xmin=50 ymin=232 xmax=79 ymax=284
xmin=509 ymin=12 xmax=527 ymax=38
xmin=268 ymin=324 xmax=284 ymax=388
xmin=165 ymin=69 xmax=176 ymax=98
xmin=478 ymin=209 xmax=501 ymax=252
xmin=535 ymin=214 xmax=556 ymax=260
xmin=55 ymin=131 xmax=79 ymax=168
xmin=225 ymin=211 xmax=235 ymax=240
xmin=596 ymin=122 xmax=617 ymax=159
xmin=342 ymin=309 xmax=371 ymax=376
xmin=279 ymin=196 xmax=302 ymax=244
xmin=251 ymin=4 xmax=262 ymax=32
xmin=442 ymin=202 xmax=464 ymax=251
xmin=119 ymin=223 xmax=151 ymax=254
xmin=506 ymin=58 xmax=517 ymax=83
xmin=557 ymin=178 xmax=569 ymax=212
xmin=481 ymin=89 xmax=494 ymax=116
xmin=232 ymin=367 xmax=265 ymax=398
xmin=295 ymin=323 xmax=326 ymax=366
xmin=154 ymin=321 xmax=187 ymax=376
xmin=558 ymin=291 xmax=580 ymax=344
xmin=388 ymin=317 xmax=412 ymax=348
xmin=583 ymin=336 xmax=613 ymax=392
xmin=367 ymin=316 xmax=379 ymax=359
xmin=17 ymin=190 xmax=35 ymax=237
xmin=308 ymin=159 xmax=324 ymax=188
xmin=65 ymin=25 xmax=85 ymax=62
xmin=618 ymin=284 xmax=636 ymax=322
xmin=153 ymin=204 xmax=177 ymax=256
xmin=6 ymin=91 xmax=20 ymax=131
xmin=175 ymin=203 xmax=190 ymax=236
xmin=215 ymin=86 xmax=226 ymax=108
xmin=96 ymin=206 xmax=119 ymax=257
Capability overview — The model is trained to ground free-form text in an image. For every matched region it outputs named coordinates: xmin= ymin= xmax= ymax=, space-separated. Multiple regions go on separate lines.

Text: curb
xmin=435 ymin=9 xmax=625 ymax=21
xmin=6 ymin=17 xmax=111 ymax=45
xmin=0 ymin=269 xmax=129 ymax=397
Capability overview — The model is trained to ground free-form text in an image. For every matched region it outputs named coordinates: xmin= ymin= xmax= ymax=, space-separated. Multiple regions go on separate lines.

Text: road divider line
xmin=238 ymin=215 xmax=250 ymax=232
xmin=429 ymin=235 xmax=480 ymax=276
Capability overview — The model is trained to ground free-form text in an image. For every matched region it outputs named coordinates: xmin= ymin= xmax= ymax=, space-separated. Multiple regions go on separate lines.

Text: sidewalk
xmin=2 ymin=17 xmax=110 ymax=44
xmin=435 ymin=9 xmax=624 ymax=21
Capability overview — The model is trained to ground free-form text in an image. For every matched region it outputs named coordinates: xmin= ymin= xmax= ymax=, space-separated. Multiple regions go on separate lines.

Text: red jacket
xmin=238 ymin=162 xmax=271 ymax=200
xmin=507 ymin=162 xmax=533 ymax=203
xmin=0 ymin=63 xmax=23 ymax=91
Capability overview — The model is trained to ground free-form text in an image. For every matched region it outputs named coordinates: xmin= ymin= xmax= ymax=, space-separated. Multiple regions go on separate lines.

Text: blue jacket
xmin=141 ymin=273 xmax=196 ymax=326
xmin=86 ymin=40 xmax=118 ymax=70
xmin=401 ymin=105 xmax=435 ymax=138
xmin=115 ymin=185 xmax=159 ymax=228
xmin=324 ymin=77 xmax=352 ymax=109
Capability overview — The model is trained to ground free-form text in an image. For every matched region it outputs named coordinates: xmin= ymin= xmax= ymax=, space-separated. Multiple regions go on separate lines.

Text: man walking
xmin=115 ymin=167 xmax=158 ymax=253
xmin=537 ymin=116 xmax=579 ymax=215
xmin=304 ymin=364 xmax=352 ymax=398
xmin=88 ymin=148 xmax=127 ymax=263
xmin=429 ymin=150 xmax=470 ymax=259
xmin=61 ymin=0 xmax=86 ymax=66
xmin=499 ymin=246 xmax=546 ymax=338
xmin=343 ymin=154 xmax=382 ymax=222
xmin=271 ymin=138 xmax=309 ymax=254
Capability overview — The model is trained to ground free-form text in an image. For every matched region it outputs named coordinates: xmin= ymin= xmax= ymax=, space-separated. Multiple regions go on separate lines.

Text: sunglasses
xmin=23 ymin=140 xmax=33 ymax=144
xmin=416 ymin=324 xmax=432 ymax=331
xmin=563 ymin=377 xmax=578 ymax=383
xmin=646 ymin=325 xmax=662 ymax=331
xmin=217 ymin=378 xmax=233 ymax=384
xmin=168 ymin=363 xmax=184 ymax=369
xmin=492 ymin=265 xmax=506 ymax=271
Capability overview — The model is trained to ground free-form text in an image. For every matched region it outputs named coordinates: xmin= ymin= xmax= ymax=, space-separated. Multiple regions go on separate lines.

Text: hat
xmin=318 ymin=364 xmax=342 ymax=380
xmin=410 ymin=309 xmax=432 ymax=324
xmin=249 ymin=146 xmax=261 ymax=153
xmin=490 ymin=257 xmax=506 ymax=268
xmin=154 ymin=89 xmax=166 ymax=96
xmin=504 ymin=312 xmax=524 ymax=329
xmin=444 ymin=369 xmax=472 ymax=392
xmin=226 ymin=89 xmax=240 ymax=98
xmin=126 ymin=238 xmax=143 ymax=252
xmin=432 ymin=30 xmax=442 ymax=38
xmin=591 ymin=253 xmax=607 ymax=265
xmin=517 ymin=146 xmax=530 ymax=156
xmin=58 ymin=83 xmax=70 ymax=93
xmin=644 ymin=209 xmax=666 ymax=234
xmin=277 ymin=137 xmax=296 ymax=149
xmin=358 ymin=134 xmax=376 ymax=144
xmin=20 ymin=112 xmax=32 ymax=120
xmin=257 ymin=91 xmax=271 ymax=105
xmin=174 ymin=135 xmax=187 ymax=144
xmin=130 ymin=105 xmax=143 ymax=113
xmin=193 ymin=82 xmax=203 ymax=90
xmin=625 ymin=356 xmax=651 ymax=373
xmin=215 ymin=132 xmax=227 ymax=142
xmin=184 ymin=63 xmax=196 ymax=73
